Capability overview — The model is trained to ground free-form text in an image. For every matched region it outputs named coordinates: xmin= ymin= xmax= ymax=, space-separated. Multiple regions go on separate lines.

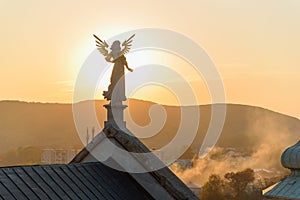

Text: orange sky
xmin=1 ymin=0 xmax=300 ymax=117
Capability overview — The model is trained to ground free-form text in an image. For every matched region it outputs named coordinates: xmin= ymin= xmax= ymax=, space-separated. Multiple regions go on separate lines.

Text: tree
xmin=200 ymin=174 xmax=226 ymax=200
xmin=224 ymin=168 xmax=255 ymax=200
xmin=200 ymin=169 xmax=264 ymax=200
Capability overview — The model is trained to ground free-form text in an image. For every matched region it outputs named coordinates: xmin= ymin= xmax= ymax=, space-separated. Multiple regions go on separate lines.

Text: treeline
xmin=200 ymin=168 xmax=281 ymax=200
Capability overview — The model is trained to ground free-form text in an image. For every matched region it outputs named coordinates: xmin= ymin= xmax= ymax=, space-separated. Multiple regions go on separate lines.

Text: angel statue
xmin=93 ymin=34 xmax=134 ymax=104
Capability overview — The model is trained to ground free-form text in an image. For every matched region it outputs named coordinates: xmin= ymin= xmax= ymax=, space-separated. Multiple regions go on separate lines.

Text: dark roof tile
xmin=72 ymin=126 xmax=200 ymax=200
xmin=0 ymin=162 xmax=154 ymax=200
xmin=265 ymin=173 xmax=300 ymax=199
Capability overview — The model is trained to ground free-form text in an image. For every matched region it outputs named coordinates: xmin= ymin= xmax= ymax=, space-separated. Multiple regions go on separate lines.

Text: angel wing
xmin=120 ymin=34 xmax=135 ymax=56
xmin=93 ymin=34 xmax=109 ymax=56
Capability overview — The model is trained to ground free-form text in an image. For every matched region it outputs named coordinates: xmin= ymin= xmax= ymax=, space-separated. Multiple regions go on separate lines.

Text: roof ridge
xmin=71 ymin=125 xmax=199 ymax=200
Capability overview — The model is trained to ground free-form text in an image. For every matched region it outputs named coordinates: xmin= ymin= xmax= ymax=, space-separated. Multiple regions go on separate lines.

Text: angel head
xmin=110 ymin=40 xmax=121 ymax=51
xmin=93 ymin=34 xmax=135 ymax=61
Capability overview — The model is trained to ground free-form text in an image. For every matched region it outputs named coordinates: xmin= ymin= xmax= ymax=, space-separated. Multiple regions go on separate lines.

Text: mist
xmin=171 ymin=110 xmax=298 ymax=186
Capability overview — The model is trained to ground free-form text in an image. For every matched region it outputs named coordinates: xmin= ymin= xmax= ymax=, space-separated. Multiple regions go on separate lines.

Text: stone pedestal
xmin=104 ymin=103 xmax=127 ymax=130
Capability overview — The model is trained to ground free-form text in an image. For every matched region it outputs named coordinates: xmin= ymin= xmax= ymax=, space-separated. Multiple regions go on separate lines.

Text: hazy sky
xmin=1 ymin=0 xmax=300 ymax=117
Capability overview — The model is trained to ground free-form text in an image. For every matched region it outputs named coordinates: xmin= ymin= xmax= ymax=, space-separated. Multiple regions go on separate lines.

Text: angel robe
xmin=103 ymin=55 xmax=127 ymax=103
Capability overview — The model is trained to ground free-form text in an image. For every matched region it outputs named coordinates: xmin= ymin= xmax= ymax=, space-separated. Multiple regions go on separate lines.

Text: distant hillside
xmin=127 ymin=99 xmax=300 ymax=166
xmin=0 ymin=99 xmax=299 ymax=167
xmin=0 ymin=101 xmax=83 ymax=151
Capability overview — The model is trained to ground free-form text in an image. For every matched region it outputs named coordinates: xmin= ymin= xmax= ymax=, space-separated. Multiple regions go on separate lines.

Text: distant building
xmin=41 ymin=149 xmax=81 ymax=164
xmin=264 ymin=140 xmax=300 ymax=199
xmin=174 ymin=159 xmax=193 ymax=169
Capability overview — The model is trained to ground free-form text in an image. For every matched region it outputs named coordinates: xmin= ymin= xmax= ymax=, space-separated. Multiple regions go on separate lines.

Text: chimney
xmin=86 ymin=127 xmax=89 ymax=146
xmin=92 ymin=127 xmax=95 ymax=139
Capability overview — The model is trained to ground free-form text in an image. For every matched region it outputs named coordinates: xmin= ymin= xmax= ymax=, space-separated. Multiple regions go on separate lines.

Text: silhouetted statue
xmin=93 ymin=34 xmax=134 ymax=104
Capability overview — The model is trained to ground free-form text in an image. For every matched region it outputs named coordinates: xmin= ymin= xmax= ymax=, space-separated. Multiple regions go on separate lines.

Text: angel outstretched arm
xmin=125 ymin=60 xmax=133 ymax=72
xmin=120 ymin=34 xmax=135 ymax=72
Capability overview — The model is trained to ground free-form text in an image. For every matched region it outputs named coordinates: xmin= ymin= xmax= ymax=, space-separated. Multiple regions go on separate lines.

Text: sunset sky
xmin=1 ymin=0 xmax=300 ymax=117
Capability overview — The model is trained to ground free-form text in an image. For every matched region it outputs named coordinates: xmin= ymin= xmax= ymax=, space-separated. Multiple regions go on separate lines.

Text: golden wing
xmin=120 ymin=34 xmax=135 ymax=56
xmin=93 ymin=34 xmax=109 ymax=56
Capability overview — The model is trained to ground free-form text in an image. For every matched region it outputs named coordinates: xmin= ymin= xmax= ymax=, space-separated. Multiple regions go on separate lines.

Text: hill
xmin=0 ymin=99 xmax=299 ymax=168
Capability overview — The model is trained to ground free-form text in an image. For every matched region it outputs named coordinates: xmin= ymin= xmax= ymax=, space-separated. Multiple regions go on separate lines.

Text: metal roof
xmin=265 ymin=172 xmax=300 ymax=199
xmin=72 ymin=125 xmax=200 ymax=200
xmin=281 ymin=141 xmax=300 ymax=169
xmin=265 ymin=140 xmax=300 ymax=200
xmin=0 ymin=162 xmax=153 ymax=200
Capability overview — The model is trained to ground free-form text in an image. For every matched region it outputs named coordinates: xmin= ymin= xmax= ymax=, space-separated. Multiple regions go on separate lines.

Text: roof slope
xmin=72 ymin=125 xmax=199 ymax=200
xmin=265 ymin=140 xmax=300 ymax=200
xmin=0 ymin=162 xmax=153 ymax=200
xmin=265 ymin=173 xmax=300 ymax=199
